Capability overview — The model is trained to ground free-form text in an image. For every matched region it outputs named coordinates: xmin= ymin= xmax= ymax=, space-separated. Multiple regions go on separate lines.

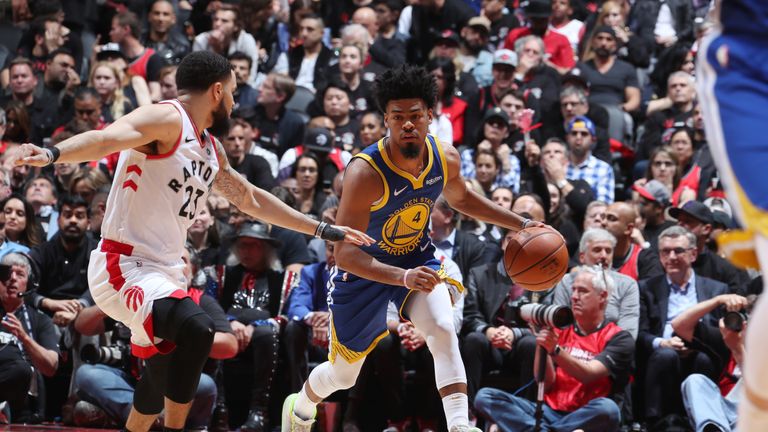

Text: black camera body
xmin=504 ymin=297 xmax=574 ymax=330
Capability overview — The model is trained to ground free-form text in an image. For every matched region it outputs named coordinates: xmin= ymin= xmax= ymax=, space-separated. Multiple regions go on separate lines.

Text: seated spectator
xmin=670 ymin=201 xmax=751 ymax=296
xmin=219 ymin=223 xmax=285 ymax=431
xmin=634 ymin=146 xmax=687 ymax=207
xmin=475 ymin=265 xmax=633 ymax=432
xmin=0 ymin=58 xmax=59 ymax=145
xmin=502 ymin=0 xmax=575 ymax=73
xmin=546 ymin=182 xmax=581 ymax=256
xmin=228 ymin=52 xmax=258 ymax=113
xmin=69 ymin=168 xmax=111 ymax=206
xmin=553 ymin=228 xmax=640 ymax=339
xmin=511 ymin=35 xmax=562 ymax=129
xmin=456 ymin=17 xmax=494 ymax=88
xmin=334 ymin=43 xmax=375 ymax=118
xmin=584 ymin=200 xmax=608 ymax=231
xmin=637 ymin=226 xmax=728 ymax=424
xmin=461 ymin=229 xmax=538 ymax=404
xmin=141 ymin=0 xmax=190 ymax=66
xmin=2 ymin=194 xmax=43 ymax=248
xmin=549 ymin=84 xmax=611 ymax=164
xmin=632 ymin=179 xmax=675 ymax=251
xmin=461 ymin=108 xmax=521 ymax=193
xmin=603 ymin=201 xmax=663 ymax=281
xmin=358 ymin=110 xmax=387 ymax=149
xmin=24 ymin=175 xmax=58 ymax=240
xmin=667 ymin=126 xmax=715 ymax=204
xmin=638 ymin=72 xmax=696 ymax=160
xmin=282 ymin=241 xmax=335 ymax=394
xmin=72 ymin=246 xmax=235 ymax=429
xmin=227 ymin=117 xmax=279 ymax=178
xmin=158 ymin=65 xmax=178 ymax=100
xmin=564 ymin=116 xmax=615 ymax=203
xmin=187 ymin=201 xmax=227 ymax=267
xmin=279 ymin=128 xmax=352 ymax=183
xmin=540 ymin=137 xmax=596 ymax=233
xmin=582 ymin=0 xmax=650 ymax=70
xmin=0 ymin=106 xmax=22 ymax=154
xmin=291 ymin=153 xmax=327 ymax=219
xmin=577 ymin=26 xmax=640 ymax=142
xmin=273 ymin=14 xmax=336 ymax=94
xmin=88 ymin=62 xmax=134 ymax=123
xmin=223 ymin=120 xmax=276 ymax=191
xmin=30 ymin=195 xmax=97 ymax=326
xmin=0 ymin=253 xmax=60 ymax=422
xmin=105 ymin=11 xmax=166 ymax=99
xmin=481 ymin=0 xmax=521 ymax=50
xmin=549 ymin=0 xmax=584 ymax=57
xmin=427 ymin=57 xmax=464 ymax=145
xmin=193 ymin=5 xmax=259 ymax=87
xmin=318 ymin=80 xmax=361 ymax=152
xmin=472 ymin=148 xmax=502 ymax=197
xmin=676 ymin=294 xmax=752 ymax=432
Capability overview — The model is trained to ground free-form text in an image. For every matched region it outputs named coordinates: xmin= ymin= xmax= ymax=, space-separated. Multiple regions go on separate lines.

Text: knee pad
xmin=176 ymin=310 xmax=215 ymax=353
xmin=308 ymin=358 xmax=363 ymax=398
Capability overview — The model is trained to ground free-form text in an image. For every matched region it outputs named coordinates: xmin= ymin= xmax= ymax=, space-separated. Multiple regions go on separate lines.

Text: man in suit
xmin=430 ymin=195 xmax=496 ymax=281
xmin=460 ymin=229 xmax=538 ymax=403
xmin=638 ymin=225 xmax=728 ymax=424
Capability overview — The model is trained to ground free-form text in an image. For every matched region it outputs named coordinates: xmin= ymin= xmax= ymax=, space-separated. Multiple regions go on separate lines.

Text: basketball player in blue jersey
xmin=281 ymin=64 xmax=549 ymax=431
xmin=697 ymin=1 xmax=768 ymax=429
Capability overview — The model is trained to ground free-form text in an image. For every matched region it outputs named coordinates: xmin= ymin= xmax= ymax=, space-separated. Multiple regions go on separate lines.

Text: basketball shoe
xmin=281 ymin=393 xmax=315 ymax=432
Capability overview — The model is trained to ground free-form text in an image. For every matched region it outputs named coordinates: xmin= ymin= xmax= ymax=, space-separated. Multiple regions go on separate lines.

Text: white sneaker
xmin=281 ymin=393 xmax=316 ymax=432
xmin=449 ymin=426 xmax=482 ymax=432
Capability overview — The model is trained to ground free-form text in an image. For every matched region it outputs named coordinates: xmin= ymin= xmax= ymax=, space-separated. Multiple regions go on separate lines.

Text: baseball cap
xmin=703 ymin=197 xmax=733 ymax=219
xmin=236 ymin=222 xmax=282 ymax=247
xmin=712 ymin=210 xmax=736 ymax=229
xmin=668 ymin=200 xmax=714 ymax=225
xmin=467 ymin=16 xmax=491 ymax=33
xmin=303 ymin=127 xmax=334 ymax=153
xmin=483 ymin=107 xmax=510 ymax=125
xmin=522 ymin=0 xmax=552 ymax=18
xmin=435 ymin=29 xmax=460 ymax=47
xmin=493 ymin=49 xmax=518 ymax=67
xmin=562 ymin=67 xmax=590 ymax=90
xmin=96 ymin=43 xmax=125 ymax=61
xmin=567 ymin=116 xmax=596 ymax=136
xmin=593 ymin=25 xmax=617 ymax=39
xmin=633 ymin=180 xmax=671 ymax=206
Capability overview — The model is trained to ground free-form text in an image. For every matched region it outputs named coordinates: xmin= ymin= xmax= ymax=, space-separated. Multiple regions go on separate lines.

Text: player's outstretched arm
xmin=440 ymin=143 xmax=545 ymax=232
xmin=212 ymin=139 xmax=373 ymax=246
xmin=14 ymin=104 xmax=182 ymax=167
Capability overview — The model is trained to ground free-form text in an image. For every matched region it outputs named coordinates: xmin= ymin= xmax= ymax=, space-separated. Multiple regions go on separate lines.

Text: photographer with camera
xmin=672 ymin=293 xmax=754 ymax=432
xmin=0 ymin=253 xmax=60 ymax=423
xmin=474 ymin=266 xmax=633 ymax=431
xmin=72 ymin=246 xmax=237 ymax=429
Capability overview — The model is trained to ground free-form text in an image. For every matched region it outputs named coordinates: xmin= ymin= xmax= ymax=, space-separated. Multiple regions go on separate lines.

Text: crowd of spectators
xmin=0 ymin=0 xmax=759 ymax=431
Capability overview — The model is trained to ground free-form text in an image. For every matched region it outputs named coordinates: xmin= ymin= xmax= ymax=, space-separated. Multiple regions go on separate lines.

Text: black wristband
xmin=49 ymin=146 xmax=61 ymax=164
xmin=320 ymin=224 xmax=346 ymax=242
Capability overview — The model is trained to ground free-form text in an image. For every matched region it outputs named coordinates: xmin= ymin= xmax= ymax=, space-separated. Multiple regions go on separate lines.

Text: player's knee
xmin=178 ymin=313 xmax=215 ymax=352
xmin=425 ymin=317 xmax=457 ymax=346
xmin=329 ymin=362 xmax=362 ymax=389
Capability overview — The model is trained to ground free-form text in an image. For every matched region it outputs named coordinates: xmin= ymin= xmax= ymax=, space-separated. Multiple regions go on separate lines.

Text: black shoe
xmin=210 ymin=403 xmax=228 ymax=432
xmin=241 ymin=408 xmax=269 ymax=432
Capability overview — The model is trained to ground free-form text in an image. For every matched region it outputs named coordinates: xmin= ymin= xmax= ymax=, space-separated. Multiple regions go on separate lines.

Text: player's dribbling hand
xmin=404 ymin=266 xmax=441 ymax=292
xmin=13 ymin=143 xmax=51 ymax=167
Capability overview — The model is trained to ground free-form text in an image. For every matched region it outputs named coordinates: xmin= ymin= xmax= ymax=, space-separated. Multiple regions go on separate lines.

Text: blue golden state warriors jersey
xmin=353 ymin=134 xmax=448 ymax=268
xmin=721 ymin=0 xmax=768 ymax=39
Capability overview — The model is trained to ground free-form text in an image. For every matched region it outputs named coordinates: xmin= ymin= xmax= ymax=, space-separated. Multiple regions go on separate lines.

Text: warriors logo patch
xmin=379 ymin=199 xmax=431 ymax=255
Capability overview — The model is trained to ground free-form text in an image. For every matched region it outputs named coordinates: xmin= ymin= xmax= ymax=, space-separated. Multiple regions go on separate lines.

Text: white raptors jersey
xmin=101 ymin=99 xmax=220 ymax=266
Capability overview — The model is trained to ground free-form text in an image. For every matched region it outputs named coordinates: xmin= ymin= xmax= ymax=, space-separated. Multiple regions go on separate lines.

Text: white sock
xmin=442 ymin=392 xmax=469 ymax=430
xmin=293 ymin=388 xmax=317 ymax=421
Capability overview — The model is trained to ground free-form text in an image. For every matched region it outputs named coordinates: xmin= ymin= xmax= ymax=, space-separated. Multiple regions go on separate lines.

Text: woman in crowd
xmin=88 ymin=61 xmax=134 ymax=123
xmin=358 ymin=111 xmax=386 ymax=148
xmin=69 ymin=168 xmax=111 ymax=205
xmin=461 ymin=108 xmax=520 ymax=193
xmin=187 ymin=201 xmax=226 ymax=267
xmin=2 ymin=194 xmax=43 ymax=248
xmin=667 ymin=126 xmax=714 ymax=206
xmin=427 ymin=57 xmax=466 ymax=146
xmin=336 ymin=44 xmax=374 ymax=119
xmin=292 ymin=153 xmax=326 ymax=218
xmin=547 ymin=182 xmax=580 ymax=256
xmin=582 ymin=0 xmax=650 ymax=69
xmin=473 ymin=148 xmax=501 ymax=198
xmin=2 ymin=101 xmax=30 ymax=147
xmin=634 ymin=146 xmax=682 ymax=203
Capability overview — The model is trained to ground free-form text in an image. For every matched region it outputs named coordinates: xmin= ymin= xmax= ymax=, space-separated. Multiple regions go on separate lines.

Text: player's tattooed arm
xmin=212 ymin=138 xmax=248 ymax=209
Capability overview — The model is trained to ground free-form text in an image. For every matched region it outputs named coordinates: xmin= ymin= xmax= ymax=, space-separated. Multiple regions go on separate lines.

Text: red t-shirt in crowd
xmin=503 ymin=27 xmax=576 ymax=70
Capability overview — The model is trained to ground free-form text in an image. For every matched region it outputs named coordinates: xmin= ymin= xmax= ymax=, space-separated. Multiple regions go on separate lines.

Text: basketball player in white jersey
xmin=13 ymin=51 xmax=372 ymax=432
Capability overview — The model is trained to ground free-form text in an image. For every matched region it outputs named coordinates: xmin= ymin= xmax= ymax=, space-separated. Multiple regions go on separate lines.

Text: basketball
xmin=504 ymin=227 xmax=569 ymax=292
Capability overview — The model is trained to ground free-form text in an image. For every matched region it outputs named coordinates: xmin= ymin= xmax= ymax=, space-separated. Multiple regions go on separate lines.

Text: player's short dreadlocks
xmin=373 ymin=64 xmax=438 ymax=113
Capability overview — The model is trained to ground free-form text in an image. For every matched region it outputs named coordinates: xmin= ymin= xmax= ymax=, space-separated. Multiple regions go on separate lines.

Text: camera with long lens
xmin=80 ymin=322 xmax=132 ymax=372
xmin=724 ymin=311 xmax=748 ymax=332
xmin=504 ymin=297 xmax=573 ymax=329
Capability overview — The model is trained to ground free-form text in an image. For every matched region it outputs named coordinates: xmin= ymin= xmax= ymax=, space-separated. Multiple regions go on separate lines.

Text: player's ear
xmin=383 ymin=113 xmax=390 ymax=129
xmin=427 ymin=108 xmax=433 ymax=123
xmin=212 ymin=82 xmax=224 ymax=101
